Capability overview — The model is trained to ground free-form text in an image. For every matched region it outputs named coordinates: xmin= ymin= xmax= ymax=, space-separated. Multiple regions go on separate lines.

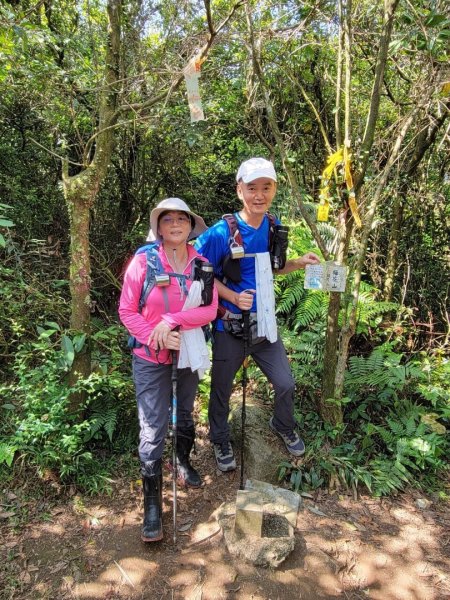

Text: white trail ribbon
xmin=184 ymin=58 xmax=205 ymax=123
xmin=177 ymin=281 xmax=210 ymax=378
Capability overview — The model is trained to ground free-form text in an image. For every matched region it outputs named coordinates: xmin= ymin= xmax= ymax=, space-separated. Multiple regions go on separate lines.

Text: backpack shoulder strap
xmin=138 ymin=243 xmax=164 ymax=312
xmin=222 ymin=213 xmax=244 ymax=248
xmin=266 ymin=212 xmax=277 ymax=248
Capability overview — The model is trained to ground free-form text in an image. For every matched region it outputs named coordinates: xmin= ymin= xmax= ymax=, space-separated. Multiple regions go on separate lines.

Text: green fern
xmin=86 ymin=400 xmax=120 ymax=443
xmin=370 ymin=458 xmax=411 ymax=496
xmin=294 ymin=291 xmax=329 ymax=329
xmin=277 ymin=273 xmax=329 ymax=329
xmin=276 ymin=271 xmax=307 ymax=315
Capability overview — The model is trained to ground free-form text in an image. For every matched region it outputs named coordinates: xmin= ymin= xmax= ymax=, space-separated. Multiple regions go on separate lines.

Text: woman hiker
xmin=119 ymin=198 xmax=218 ymax=542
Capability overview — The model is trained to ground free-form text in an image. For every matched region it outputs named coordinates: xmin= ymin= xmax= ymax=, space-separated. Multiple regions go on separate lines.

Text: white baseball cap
xmin=236 ymin=157 xmax=277 ymax=183
xmin=148 ymin=198 xmax=207 ymax=241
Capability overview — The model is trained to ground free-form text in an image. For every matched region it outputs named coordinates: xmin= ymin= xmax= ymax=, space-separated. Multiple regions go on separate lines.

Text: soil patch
xmin=1 ymin=425 xmax=450 ymax=600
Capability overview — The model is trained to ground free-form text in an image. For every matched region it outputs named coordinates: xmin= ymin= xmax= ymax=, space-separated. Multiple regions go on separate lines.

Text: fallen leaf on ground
xmin=51 ymin=561 xmax=68 ymax=574
xmin=0 ymin=511 xmax=15 ymax=519
xmin=306 ymin=505 xmax=327 ymax=517
xmin=20 ymin=571 xmax=31 ymax=583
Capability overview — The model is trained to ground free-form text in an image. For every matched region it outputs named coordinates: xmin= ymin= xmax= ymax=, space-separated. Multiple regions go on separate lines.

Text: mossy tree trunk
xmin=63 ymin=0 xmax=121 ymax=411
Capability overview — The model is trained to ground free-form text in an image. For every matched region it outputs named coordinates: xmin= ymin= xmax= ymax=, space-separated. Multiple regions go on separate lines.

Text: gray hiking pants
xmin=208 ymin=331 xmax=296 ymax=444
xmin=132 ymin=355 xmax=199 ymax=463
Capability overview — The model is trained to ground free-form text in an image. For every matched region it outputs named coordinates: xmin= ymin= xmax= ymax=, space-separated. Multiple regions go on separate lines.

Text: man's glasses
xmin=160 ymin=215 xmax=191 ymax=226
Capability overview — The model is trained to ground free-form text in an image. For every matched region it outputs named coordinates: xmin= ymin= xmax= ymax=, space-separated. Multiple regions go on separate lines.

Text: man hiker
xmin=195 ymin=157 xmax=321 ymax=472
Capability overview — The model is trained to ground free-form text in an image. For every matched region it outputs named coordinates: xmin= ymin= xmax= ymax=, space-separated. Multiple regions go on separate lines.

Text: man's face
xmin=237 ymin=177 xmax=277 ymax=218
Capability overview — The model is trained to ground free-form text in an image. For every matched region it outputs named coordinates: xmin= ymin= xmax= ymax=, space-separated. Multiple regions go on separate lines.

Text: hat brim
xmin=240 ymin=168 xmax=277 ymax=183
xmin=150 ymin=206 xmax=207 ymax=242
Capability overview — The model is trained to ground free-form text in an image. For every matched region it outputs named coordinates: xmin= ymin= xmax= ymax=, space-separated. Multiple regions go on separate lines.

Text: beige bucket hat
xmin=148 ymin=198 xmax=207 ymax=241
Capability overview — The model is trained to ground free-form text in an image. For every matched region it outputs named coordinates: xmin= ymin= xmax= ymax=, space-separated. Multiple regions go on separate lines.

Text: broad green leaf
xmin=73 ymin=333 xmax=86 ymax=353
xmin=62 ymin=335 xmax=75 ymax=367
xmin=37 ymin=326 xmax=57 ymax=338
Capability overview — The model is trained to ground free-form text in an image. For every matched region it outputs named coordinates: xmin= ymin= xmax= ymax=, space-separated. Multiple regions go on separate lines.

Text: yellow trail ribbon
xmin=317 ymin=201 xmax=330 ymax=222
xmin=318 ymin=146 xmax=361 ymax=228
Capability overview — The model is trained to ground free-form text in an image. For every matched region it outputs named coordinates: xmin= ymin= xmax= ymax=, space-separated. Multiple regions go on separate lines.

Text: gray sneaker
xmin=269 ymin=417 xmax=305 ymax=457
xmin=213 ymin=441 xmax=236 ymax=472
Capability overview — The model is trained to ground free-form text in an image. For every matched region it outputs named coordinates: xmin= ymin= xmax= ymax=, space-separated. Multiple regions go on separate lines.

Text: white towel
xmin=255 ymin=252 xmax=278 ymax=343
xmin=177 ymin=281 xmax=211 ymax=378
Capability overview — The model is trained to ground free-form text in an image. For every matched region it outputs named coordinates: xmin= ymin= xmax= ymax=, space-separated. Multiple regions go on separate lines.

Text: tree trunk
xmin=383 ymin=102 xmax=449 ymax=301
xmin=63 ymin=0 xmax=122 ymax=411
xmin=321 ymin=212 xmax=353 ymax=425
xmin=383 ymin=190 xmax=404 ymax=301
xmin=321 ymin=0 xmax=400 ymax=417
xmin=65 ymin=171 xmax=98 ymax=409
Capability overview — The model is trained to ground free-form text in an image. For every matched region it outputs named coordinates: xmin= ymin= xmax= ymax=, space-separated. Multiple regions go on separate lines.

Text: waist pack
xmin=222 ymin=317 xmax=266 ymax=346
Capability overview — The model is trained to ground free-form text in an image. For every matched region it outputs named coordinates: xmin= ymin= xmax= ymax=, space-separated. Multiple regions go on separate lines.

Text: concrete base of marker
xmin=214 ymin=479 xmax=300 ymax=568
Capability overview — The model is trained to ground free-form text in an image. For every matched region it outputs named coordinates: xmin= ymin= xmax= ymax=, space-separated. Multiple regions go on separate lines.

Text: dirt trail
xmin=1 ymin=432 xmax=450 ymax=600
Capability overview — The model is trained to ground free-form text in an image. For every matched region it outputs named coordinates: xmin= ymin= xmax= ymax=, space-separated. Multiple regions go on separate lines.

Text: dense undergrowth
xmin=0 ymin=223 xmax=449 ymax=498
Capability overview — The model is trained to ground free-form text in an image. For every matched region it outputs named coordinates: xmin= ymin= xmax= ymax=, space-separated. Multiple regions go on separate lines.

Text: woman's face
xmin=157 ymin=210 xmax=192 ymax=245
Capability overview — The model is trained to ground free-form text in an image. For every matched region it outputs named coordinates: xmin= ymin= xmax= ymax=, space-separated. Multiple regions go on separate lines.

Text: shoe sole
xmin=269 ymin=421 xmax=305 ymax=457
xmin=215 ymin=462 xmax=236 ymax=473
xmin=141 ymin=532 xmax=163 ymax=542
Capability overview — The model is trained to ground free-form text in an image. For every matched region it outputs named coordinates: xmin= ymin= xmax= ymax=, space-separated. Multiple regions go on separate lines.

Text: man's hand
xmin=235 ymin=289 xmax=255 ymax=311
xmin=277 ymin=252 xmax=322 ymax=275
xmin=296 ymin=252 xmax=322 ymax=269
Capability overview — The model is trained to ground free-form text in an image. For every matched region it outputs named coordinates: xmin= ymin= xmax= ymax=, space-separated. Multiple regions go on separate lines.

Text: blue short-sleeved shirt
xmin=194 ymin=212 xmax=280 ymax=331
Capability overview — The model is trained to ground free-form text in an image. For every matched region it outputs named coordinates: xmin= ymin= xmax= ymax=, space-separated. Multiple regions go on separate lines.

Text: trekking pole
xmin=171 ymin=348 xmax=178 ymax=544
xmin=240 ymin=310 xmax=250 ymax=490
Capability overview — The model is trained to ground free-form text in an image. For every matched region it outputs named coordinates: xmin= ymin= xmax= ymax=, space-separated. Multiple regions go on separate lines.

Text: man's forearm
xmin=276 ymin=252 xmax=322 ymax=275
xmin=215 ymin=278 xmax=239 ymax=305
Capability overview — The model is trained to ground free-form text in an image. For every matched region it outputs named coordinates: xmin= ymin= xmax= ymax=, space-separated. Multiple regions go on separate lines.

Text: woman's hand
xmin=148 ymin=321 xmax=180 ymax=351
xmin=163 ymin=331 xmax=181 ymax=351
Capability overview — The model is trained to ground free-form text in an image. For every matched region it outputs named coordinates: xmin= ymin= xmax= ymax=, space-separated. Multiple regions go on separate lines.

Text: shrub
xmin=0 ymin=324 xmax=136 ymax=493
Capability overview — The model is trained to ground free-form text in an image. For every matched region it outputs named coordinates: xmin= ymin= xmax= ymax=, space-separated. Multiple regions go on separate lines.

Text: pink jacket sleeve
xmin=118 ymin=254 xmax=153 ymax=346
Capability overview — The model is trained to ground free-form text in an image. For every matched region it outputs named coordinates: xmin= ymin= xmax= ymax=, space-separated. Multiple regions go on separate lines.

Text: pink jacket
xmin=119 ymin=244 xmax=218 ymax=364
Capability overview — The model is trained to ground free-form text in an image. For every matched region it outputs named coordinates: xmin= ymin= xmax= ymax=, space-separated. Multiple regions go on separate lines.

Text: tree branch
xmin=356 ymin=0 xmax=400 ymax=190
xmin=335 ymin=0 xmax=344 ymax=148
xmin=286 ymin=72 xmax=333 ymax=154
xmin=244 ymin=0 xmax=330 ymax=260
xmin=118 ymin=0 xmax=245 ymax=116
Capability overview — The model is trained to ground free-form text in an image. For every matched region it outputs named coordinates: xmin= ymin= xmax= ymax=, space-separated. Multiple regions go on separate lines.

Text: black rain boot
xmin=175 ymin=427 xmax=202 ymax=488
xmin=141 ymin=459 xmax=163 ymax=542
